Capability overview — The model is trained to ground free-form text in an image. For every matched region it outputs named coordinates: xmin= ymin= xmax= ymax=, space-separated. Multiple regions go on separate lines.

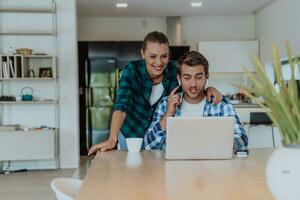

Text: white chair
xmin=51 ymin=178 xmax=83 ymax=200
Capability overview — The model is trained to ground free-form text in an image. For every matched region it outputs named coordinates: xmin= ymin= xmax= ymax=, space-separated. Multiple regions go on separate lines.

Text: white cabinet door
xmin=198 ymin=41 xmax=259 ymax=72
xmin=0 ymin=130 xmax=56 ymax=161
xmin=245 ymin=125 xmax=274 ymax=148
xmin=235 ymin=107 xmax=275 ymax=148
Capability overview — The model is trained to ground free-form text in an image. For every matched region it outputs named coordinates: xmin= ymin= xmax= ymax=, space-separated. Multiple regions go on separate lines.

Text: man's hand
xmin=159 ymin=86 xmax=181 ymax=130
xmin=206 ymin=87 xmax=222 ymax=105
xmin=88 ymin=138 xmax=117 ymax=155
xmin=166 ymin=86 xmax=181 ymax=116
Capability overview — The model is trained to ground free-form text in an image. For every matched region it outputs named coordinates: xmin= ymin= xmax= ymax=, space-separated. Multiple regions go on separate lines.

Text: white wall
xmin=78 ymin=17 xmax=167 ymax=41
xmin=77 ymin=15 xmax=255 ymax=95
xmin=256 ymin=0 xmax=300 ymax=62
xmin=56 ymin=0 xmax=79 ymax=169
xmin=182 ymin=15 xmax=256 ymax=50
xmin=77 ymin=15 xmax=256 ymax=47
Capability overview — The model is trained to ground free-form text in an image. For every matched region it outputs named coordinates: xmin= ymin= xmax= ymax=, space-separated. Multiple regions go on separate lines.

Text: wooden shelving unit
xmin=0 ymin=0 xmax=59 ymax=168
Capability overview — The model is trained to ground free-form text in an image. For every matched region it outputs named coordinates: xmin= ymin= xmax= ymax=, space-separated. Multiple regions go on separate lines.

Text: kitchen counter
xmin=233 ymin=103 xmax=260 ymax=108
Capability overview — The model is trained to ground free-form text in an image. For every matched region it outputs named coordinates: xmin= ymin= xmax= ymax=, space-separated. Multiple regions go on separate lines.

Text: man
xmin=144 ymin=51 xmax=248 ymax=151
xmin=88 ymin=32 xmax=222 ymax=154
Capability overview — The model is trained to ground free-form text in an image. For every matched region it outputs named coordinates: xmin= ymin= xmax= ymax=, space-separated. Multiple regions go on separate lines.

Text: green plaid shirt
xmin=113 ymin=59 xmax=178 ymax=138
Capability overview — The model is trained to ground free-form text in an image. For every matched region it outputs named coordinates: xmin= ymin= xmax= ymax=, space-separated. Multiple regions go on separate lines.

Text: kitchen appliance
xmin=83 ymin=58 xmax=117 ymax=153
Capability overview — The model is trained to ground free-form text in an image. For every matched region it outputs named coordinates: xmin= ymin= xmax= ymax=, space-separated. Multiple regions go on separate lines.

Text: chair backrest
xmin=51 ymin=178 xmax=83 ymax=200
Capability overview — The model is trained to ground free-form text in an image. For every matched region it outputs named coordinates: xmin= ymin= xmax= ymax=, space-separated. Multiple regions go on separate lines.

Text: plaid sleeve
xmin=113 ymin=64 xmax=133 ymax=112
xmin=222 ymin=98 xmax=248 ymax=151
xmin=144 ymin=97 xmax=168 ymax=150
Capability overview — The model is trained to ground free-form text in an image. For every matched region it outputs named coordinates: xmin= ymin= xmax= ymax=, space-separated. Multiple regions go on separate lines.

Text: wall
xmin=77 ymin=15 xmax=255 ymax=95
xmin=56 ymin=0 xmax=79 ymax=168
xmin=77 ymin=15 xmax=256 ymax=47
xmin=181 ymin=15 xmax=256 ymax=50
xmin=256 ymin=0 xmax=300 ymax=62
xmin=78 ymin=17 xmax=167 ymax=41
xmin=182 ymin=15 xmax=255 ymax=94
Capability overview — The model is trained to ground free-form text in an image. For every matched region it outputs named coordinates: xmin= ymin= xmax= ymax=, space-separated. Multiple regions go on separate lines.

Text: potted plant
xmin=242 ymin=43 xmax=300 ymax=200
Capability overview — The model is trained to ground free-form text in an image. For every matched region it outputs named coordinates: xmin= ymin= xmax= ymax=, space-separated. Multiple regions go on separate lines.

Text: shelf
xmin=0 ymin=100 xmax=57 ymax=105
xmin=0 ymin=78 xmax=55 ymax=81
xmin=0 ymin=129 xmax=56 ymax=133
xmin=210 ymin=71 xmax=256 ymax=76
xmin=233 ymin=103 xmax=260 ymax=108
xmin=0 ymin=54 xmax=53 ymax=58
xmin=0 ymin=8 xmax=53 ymax=13
xmin=25 ymin=55 xmax=54 ymax=58
xmin=0 ymin=32 xmax=54 ymax=36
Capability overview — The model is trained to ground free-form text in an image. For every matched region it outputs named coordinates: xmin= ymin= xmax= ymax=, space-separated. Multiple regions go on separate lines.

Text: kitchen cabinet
xmin=234 ymin=106 xmax=282 ymax=148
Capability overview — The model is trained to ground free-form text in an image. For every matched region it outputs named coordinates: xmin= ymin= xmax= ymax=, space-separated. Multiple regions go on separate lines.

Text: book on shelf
xmin=2 ymin=61 xmax=9 ymax=78
xmin=8 ymin=59 xmax=16 ymax=78
xmin=0 ymin=60 xmax=16 ymax=78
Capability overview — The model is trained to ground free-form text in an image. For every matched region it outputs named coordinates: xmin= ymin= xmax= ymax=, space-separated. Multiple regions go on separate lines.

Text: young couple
xmin=88 ymin=31 xmax=247 ymax=155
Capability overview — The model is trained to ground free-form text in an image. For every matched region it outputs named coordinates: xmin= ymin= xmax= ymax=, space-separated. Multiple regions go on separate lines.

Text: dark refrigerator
xmin=83 ymin=58 xmax=118 ymax=154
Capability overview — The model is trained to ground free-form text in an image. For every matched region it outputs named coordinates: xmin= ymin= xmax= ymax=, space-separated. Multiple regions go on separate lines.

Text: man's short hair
xmin=142 ymin=31 xmax=169 ymax=52
xmin=177 ymin=51 xmax=209 ymax=78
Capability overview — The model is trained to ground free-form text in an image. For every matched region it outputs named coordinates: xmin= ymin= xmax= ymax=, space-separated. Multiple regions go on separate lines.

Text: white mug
xmin=126 ymin=138 xmax=143 ymax=152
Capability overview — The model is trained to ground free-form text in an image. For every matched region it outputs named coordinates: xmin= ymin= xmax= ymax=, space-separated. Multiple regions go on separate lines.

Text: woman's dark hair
xmin=142 ymin=31 xmax=169 ymax=52
xmin=177 ymin=51 xmax=209 ymax=78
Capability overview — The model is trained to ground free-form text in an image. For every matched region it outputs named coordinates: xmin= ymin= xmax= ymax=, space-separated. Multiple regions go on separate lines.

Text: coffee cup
xmin=126 ymin=138 xmax=143 ymax=152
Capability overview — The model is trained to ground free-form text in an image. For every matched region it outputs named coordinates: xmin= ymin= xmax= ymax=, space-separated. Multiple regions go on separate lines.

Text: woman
xmin=88 ymin=31 xmax=221 ymax=154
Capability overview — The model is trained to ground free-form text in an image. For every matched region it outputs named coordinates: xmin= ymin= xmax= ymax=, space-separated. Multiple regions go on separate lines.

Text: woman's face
xmin=141 ymin=41 xmax=170 ymax=79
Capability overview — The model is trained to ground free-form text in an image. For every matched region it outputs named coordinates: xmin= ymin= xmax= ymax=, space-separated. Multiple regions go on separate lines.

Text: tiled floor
xmin=0 ymin=156 xmax=92 ymax=200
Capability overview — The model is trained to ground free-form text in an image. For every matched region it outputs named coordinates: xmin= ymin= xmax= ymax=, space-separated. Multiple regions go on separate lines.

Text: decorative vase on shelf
xmin=266 ymin=145 xmax=300 ymax=200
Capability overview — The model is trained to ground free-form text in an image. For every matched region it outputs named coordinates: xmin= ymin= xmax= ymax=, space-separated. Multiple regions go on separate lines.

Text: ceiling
xmin=77 ymin=0 xmax=274 ymax=17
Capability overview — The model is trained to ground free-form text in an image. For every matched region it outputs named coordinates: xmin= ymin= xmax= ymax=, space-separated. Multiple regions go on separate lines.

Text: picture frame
xmin=39 ymin=67 xmax=52 ymax=78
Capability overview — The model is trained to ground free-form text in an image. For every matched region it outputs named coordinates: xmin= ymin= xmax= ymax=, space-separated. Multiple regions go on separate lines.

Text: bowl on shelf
xmin=16 ymin=48 xmax=32 ymax=56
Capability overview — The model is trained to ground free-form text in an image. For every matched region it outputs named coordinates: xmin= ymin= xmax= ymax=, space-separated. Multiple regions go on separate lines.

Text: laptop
xmin=165 ymin=117 xmax=235 ymax=160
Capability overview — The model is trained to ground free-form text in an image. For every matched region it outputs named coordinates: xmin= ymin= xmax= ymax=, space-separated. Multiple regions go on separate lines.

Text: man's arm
xmin=144 ymin=97 xmax=168 ymax=150
xmin=144 ymin=87 xmax=181 ymax=150
xmin=222 ymin=97 xmax=248 ymax=150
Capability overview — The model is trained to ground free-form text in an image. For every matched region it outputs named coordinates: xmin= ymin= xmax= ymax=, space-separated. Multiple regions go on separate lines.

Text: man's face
xmin=177 ymin=63 xmax=207 ymax=100
xmin=141 ymin=42 xmax=169 ymax=79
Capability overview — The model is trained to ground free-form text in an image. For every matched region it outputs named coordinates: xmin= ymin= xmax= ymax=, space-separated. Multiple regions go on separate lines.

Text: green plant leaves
xmin=242 ymin=44 xmax=300 ymax=144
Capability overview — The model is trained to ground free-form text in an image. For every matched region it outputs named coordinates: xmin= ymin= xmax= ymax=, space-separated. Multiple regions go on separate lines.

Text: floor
xmin=0 ymin=156 xmax=92 ymax=200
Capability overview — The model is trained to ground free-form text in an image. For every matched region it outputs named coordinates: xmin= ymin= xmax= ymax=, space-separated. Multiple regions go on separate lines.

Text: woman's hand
xmin=206 ymin=87 xmax=222 ymax=105
xmin=88 ymin=138 xmax=117 ymax=155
